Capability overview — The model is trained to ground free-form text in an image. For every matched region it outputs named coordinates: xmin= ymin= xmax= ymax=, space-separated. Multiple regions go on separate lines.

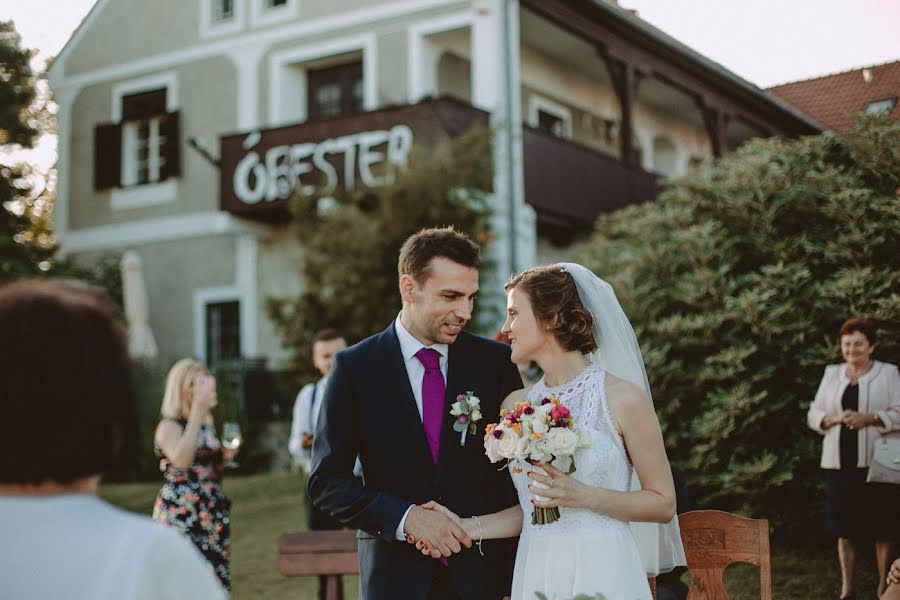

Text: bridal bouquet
xmin=483 ymin=396 xmax=589 ymax=525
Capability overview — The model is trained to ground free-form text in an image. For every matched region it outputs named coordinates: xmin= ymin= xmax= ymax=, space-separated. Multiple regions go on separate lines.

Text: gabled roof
xmin=46 ymin=0 xmax=105 ymax=85
xmin=768 ymin=60 xmax=900 ymax=135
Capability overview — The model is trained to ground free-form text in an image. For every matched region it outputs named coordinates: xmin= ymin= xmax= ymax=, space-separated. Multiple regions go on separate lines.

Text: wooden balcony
xmin=523 ymin=126 xmax=660 ymax=227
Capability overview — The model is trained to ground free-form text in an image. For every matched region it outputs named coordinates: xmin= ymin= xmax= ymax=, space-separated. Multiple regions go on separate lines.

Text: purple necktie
xmin=415 ymin=347 xmax=445 ymax=465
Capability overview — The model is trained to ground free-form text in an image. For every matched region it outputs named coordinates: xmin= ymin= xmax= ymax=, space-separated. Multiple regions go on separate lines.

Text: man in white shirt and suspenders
xmin=288 ymin=328 xmax=350 ymax=599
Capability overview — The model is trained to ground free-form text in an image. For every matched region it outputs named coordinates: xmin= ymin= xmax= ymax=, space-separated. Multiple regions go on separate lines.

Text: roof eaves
xmin=590 ymin=0 xmax=825 ymax=133
xmin=47 ymin=0 xmax=105 ymax=86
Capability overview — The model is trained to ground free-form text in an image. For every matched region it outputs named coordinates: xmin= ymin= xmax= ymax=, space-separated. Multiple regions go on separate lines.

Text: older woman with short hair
xmin=0 ymin=280 xmax=225 ymax=600
xmin=808 ymin=317 xmax=900 ymax=600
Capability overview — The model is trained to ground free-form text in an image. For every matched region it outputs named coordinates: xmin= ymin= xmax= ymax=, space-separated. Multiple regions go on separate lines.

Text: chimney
xmin=862 ymin=68 xmax=874 ymax=84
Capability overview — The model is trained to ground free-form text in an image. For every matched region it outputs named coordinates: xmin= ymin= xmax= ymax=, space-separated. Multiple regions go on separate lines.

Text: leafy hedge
xmin=577 ymin=114 xmax=899 ymax=531
xmin=268 ymin=126 xmax=495 ymax=386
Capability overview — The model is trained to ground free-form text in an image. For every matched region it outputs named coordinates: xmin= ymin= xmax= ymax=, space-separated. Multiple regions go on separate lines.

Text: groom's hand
xmin=404 ymin=505 xmax=472 ymax=558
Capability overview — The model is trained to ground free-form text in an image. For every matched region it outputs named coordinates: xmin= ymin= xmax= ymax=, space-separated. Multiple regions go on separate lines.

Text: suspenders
xmin=308 ymin=381 xmax=318 ymax=433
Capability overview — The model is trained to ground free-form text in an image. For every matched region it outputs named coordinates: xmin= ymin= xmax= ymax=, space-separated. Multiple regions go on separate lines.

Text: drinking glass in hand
xmin=222 ymin=421 xmax=242 ymax=468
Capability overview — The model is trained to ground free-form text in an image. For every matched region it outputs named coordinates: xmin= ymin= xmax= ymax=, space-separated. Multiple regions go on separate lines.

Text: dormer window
xmin=865 ymin=97 xmax=897 ymax=115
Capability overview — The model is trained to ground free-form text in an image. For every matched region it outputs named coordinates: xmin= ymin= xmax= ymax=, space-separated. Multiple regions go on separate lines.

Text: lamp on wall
xmin=189 ymin=136 xmax=220 ymax=168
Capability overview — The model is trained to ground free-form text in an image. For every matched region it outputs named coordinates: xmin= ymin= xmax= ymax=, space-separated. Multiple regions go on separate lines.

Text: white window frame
xmin=527 ymin=94 xmax=572 ymax=139
xmin=268 ymin=33 xmax=377 ymax=127
xmin=110 ymin=72 xmax=179 ymax=210
xmin=406 ymin=12 xmax=474 ymax=104
xmin=199 ymin=0 xmax=247 ymax=39
xmin=194 ymin=287 xmax=242 ymax=364
xmin=251 ymin=0 xmax=299 ymax=28
xmin=121 ymin=115 xmax=166 ymax=187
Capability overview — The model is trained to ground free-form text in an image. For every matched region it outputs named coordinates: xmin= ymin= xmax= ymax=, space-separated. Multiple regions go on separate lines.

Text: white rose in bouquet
xmin=515 ymin=433 xmax=531 ymax=459
xmin=484 ymin=435 xmax=503 ymax=463
xmin=531 ymin=418 xmax=549 ymax=435
xmin=546 ymin=426 xmax=579 ymax=456
xmin=497 ymin=429 xmax=520 ymax=459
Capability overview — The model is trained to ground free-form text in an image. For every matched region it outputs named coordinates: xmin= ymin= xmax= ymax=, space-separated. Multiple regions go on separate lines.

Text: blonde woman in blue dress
xmin=422 ymin=264 xmax=685 ymax=600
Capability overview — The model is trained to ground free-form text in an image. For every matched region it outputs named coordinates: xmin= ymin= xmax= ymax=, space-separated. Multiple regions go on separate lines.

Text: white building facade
xmin=50 ymin=0 xmax=819 ymax=369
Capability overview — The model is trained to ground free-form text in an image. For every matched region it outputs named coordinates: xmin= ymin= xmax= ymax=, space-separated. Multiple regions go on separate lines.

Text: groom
xmin=309 ymin=227 xmax=522 ymax=600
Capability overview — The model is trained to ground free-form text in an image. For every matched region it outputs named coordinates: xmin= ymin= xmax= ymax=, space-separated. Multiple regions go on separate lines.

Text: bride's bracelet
xmin=472 ymin=515 xmax=485 ymax=557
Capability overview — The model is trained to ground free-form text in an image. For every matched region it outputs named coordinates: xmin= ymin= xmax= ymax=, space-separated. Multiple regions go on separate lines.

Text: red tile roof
xmin=768 ymin=60 xmax=900 ymax=134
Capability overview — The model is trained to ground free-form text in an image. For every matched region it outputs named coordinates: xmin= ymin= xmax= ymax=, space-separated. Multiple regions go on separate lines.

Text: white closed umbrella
xmin=121 ymin=250 xmax=158 ymax=361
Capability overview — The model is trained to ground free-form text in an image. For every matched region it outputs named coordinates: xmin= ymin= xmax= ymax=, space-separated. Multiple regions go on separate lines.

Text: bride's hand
xmin=528 ymin=462 xmax=589 ymax=509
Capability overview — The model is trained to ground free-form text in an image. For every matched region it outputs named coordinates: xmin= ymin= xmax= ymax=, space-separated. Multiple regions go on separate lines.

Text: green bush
xmin=577 ymin=114 xmax=899 ymax=531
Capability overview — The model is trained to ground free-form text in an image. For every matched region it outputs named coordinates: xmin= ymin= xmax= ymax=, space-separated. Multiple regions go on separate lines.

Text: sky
xmin=1 ymin=0 xmax=899 ymax=169
xmin=3 ymin=0 xmax=898 ymax=87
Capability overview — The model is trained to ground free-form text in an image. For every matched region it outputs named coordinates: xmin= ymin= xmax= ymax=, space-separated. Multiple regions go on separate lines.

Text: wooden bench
xmin=279 ymin=529 xmax=659 ymax=599
xmin=278 ymin=530 xmax=358 ymax=600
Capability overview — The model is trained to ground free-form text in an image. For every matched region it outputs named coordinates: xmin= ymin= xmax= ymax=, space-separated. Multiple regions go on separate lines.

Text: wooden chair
xmin=278 ymin=529 xmax=358 ymax=600
xmin=678 ymin=510 xmax=771 ymax=600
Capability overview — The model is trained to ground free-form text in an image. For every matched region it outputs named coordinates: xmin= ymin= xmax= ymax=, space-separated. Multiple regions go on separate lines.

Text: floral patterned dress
xmin=152 ymin=420 xmax=231 ymax=590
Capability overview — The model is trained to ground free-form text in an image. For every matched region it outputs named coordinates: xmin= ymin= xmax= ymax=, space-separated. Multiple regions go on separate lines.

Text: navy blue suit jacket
xmin=309 ymin=322 xmax=522 ymax=600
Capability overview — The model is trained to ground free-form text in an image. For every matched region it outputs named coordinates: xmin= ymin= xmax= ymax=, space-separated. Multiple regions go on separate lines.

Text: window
xmin=527 ymin=95 xmax=572 ymax=139
xmin=214 ymin=0 xmax=234 ymax=21
xmin=538 ymin=110 xmax=566 ymax=138
xmin=251 ymin=0 xmax=298 ymax=27
xmin=307 ymin=62 xmax=364 ymax=120
xmin=866 ymin=97 xmax=897 ymax=115
xmin=200 ymin=0 xmax=245 ymax=37
xmin=94 ymin=86 xmax=181 ymax=192
xmin=206 ymin=301 xmax=241 ymax=368
xmin=121 ymin=90 xmax=168 ymax=186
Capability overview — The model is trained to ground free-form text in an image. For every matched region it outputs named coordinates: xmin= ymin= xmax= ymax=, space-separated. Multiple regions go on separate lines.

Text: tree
xmin=577 ymin=114 xmax=899 ymax=531
xmin=0 ymin=20 xmax=51 ymax=283
xmin=268 ymin=126 xmax=495 ymax=385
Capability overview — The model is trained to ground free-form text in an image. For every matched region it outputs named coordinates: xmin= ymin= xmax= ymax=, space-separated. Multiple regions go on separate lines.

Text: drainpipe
xmin=500 ymin=0 xmax=518 ymax=275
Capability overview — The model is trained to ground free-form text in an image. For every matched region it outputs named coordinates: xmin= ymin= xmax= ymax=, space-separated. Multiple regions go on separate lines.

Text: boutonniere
xmin=450 ymin=391 xmax=482 ymax=446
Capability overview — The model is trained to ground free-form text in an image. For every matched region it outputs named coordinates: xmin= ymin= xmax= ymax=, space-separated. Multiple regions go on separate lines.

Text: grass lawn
xmin=101 ymin=473 xmax=882 ymax=600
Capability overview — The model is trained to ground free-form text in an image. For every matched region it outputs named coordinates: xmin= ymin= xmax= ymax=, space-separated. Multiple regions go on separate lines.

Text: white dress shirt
xmin=288 ymin=376 xmax=328 ymax=460
xmin=393 ymin=313 xmax=448 ymax=540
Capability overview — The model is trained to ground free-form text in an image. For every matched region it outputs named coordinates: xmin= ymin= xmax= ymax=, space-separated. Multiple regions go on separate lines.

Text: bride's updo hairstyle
xmin=505 ymin=265 xmax=597 ymax=354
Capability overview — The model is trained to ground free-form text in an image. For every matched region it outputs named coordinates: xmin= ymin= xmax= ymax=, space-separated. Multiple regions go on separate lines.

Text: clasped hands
xmin=405 ymin=463 xmax=589 ymax=558
xmin=403 ymin=504 xmax=471 ymax=559
xmin=824 ymin=410 xmax=871 ymax=430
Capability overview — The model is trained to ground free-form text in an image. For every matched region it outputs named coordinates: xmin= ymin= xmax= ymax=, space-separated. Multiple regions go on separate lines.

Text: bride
xmin=420 ymin=263 xmax=684 ymax=600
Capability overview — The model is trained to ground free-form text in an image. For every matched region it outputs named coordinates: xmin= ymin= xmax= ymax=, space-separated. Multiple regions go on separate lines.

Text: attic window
xmin=267 ymin=0 xmax=288 ymax=6
xmin=214 ymin=0 xmax=235 ymax=21
xmin=865 ymin=97 xmax=897 ymax=115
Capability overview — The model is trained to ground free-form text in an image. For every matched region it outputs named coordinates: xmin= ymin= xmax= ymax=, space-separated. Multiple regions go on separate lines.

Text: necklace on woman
xmin=847 ymin=360 xmax=873 ymax=385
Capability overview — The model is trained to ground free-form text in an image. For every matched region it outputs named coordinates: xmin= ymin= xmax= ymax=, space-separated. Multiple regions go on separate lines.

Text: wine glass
xmin=221 ymin=421 xmax=242 ymax=468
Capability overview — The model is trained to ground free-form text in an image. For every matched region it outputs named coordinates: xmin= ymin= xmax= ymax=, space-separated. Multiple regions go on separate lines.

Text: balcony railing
xmin=523 ymin=126 xmax=659 ymax=227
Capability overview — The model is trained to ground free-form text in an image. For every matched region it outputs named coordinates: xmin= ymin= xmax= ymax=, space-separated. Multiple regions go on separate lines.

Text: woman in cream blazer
xmin=807 ymin=318 xmax=900 ymax=600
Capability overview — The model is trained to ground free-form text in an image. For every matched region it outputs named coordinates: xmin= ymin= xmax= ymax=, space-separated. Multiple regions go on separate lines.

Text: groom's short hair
xmin=398 ymin=227 xmax=480 ymax=284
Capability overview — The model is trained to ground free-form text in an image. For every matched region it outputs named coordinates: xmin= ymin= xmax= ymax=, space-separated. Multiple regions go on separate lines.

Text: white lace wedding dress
xmin=510 ymin=363 xmax=652 ymax=600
